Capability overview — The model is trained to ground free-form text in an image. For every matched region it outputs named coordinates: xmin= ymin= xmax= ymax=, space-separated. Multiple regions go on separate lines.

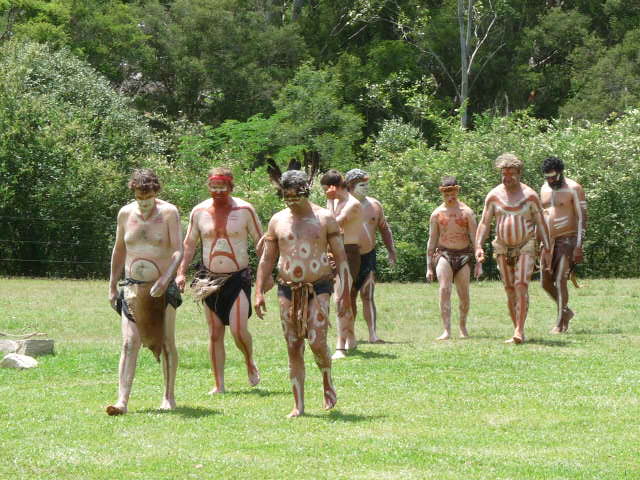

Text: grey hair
xmin=281 ymin=170 xmax=310 ymax=196
xmin=344 ymin=169 xmax=369 ymax=190
xmin=495 ymin=153 xmax=523 ymax=170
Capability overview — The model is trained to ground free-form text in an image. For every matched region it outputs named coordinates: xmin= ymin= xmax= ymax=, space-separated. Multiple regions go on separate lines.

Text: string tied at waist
xmin=279 ymin=280 xmax=321 ymax=338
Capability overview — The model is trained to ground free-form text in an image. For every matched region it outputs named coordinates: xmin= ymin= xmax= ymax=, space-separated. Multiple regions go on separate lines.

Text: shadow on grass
xmin=357 ymin=340 xmax=411 ymax=345
xmin=571 ymin=328 xmax=623 ymax=335
xmin=347 ymin=349 xmax=398 ymax=360
xmin=137 ymin=406 xmax=221 ymax=418
xmin=230 ymin=388 xmax=289 ymax=398
xmin=523 ymin=337 xmax=571 ymax=347
xmin=302 ymin=410 xmax=385 ymax=422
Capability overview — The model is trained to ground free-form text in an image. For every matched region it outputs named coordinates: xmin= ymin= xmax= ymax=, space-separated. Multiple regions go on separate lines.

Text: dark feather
xmin=303 ymin=150 xmax=320 ymax=188
xmin=287 ymin=158 xmax=302 ymax=171
xmin=266 ymin=158 xmax=283 ymax=190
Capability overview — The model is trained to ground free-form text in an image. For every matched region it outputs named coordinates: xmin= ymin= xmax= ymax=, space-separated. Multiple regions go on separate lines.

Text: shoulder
xmin=521 ymin=183 xmax=539 ymax=200
xmin=430 ymin=205 xmax=445 ymax=218
xmin=190 ymin=200 xmax=210 ymax=216
xmin=157 ymin=200 xmax=179 ymax=216
xmin=486 ymin=185 xmax=502 ymax=200
xmin=540 ymin=183 xmax=551 ymax=194
xmin=565 ymin=178 xmax=583 ymax=191
xmin=312 ymin=203 xmax=332 ymax=220
xmin=232 ymin=197 xmax=256 ymax=210
xmin=118 ymin=202 xmax=135 ymax=218
xmin=459 ymin=202 xmax=475 ymax=216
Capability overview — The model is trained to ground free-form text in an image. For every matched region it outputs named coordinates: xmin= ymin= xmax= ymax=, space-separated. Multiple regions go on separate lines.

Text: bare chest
xmin=437 ymin=210 xmax=468 ymax=233
xmin=199 ymin=207 xmax=247 ymax=240
xmin=542 ymin=189 xmax=574 ymax=214
xmin=124 ymin=214 xmax=168 ymax=247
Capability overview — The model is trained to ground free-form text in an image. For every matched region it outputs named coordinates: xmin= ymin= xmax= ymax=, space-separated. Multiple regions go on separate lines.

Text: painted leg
xmin=229 ymin=291 xmax=260 ymax=387
xmin=512 ymin=254 xmax=535 ymax=343
xmin=359 ymin=272 xmax=383 ymax=343
xmin=205 ymin=307 xmax=226 ymax=394
xmin=555 ymin=257 xmax=573 ymax=332
xmin=160 ymin=305 xmax=178 ymax=410
xmin=541 ymin=268 xmax=562 ymax=333
xmin=307 ymin=294 xmax=337 ymax=410
xmin=497 ymin=256 xmax=518 ymax=342
xmin=279 ymin=297 xmax=306 ymax=417
xmin=436 ymin=257 xmax=454 ymax=340
xmin=107 ymin=314 xmax=141 ymax=415
xmin=454 ymin=264 xmax=471 ymax=338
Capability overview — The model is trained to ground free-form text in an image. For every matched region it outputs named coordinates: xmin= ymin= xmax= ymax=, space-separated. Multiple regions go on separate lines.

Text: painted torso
xmin=329 ymin=194 xmax=363 ymax=245
xmin=432 ymin=201 xmax=473 ymax=250
xmin=190 ymin=197 xmax=261 ymax=273
xmin=274 ymin=205 xmax=333 ymax=284
xmin=123 ymin=200 xmax=177 ymax=281
xmin=358 ymin=197 xmax=384 ymax=254
xmin=541 ymin=179 xmax=580 ymax=240
xmin=488 ymin=184 xmax=540 ymax=247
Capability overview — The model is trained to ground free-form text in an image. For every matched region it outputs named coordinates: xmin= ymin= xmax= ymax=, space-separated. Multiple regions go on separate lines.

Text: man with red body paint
xmin=176 ymin=167 xmax=264 ymax=393
xmin=475 ymin=154 xmax=551 ymax=344
xmin=255 ymin=170 xmax=350 ymax=418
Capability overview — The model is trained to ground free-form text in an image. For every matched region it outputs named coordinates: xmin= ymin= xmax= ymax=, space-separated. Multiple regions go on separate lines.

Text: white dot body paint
xmin=299 ymin=242 xmax=311 ymax=259
xmin=290 ymin=260 xmax=305 ymax=282
xmin=308 ymin=329 xmax=317 ymax=343
xmin=320 ymin=254 xmax=329 ymax=265
xmin=310 ymin=260 xmax=320 ymax=273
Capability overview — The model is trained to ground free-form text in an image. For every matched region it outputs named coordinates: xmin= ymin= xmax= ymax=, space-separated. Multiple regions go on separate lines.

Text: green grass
xmin=1 ymin=277 xmax=639 ymax=479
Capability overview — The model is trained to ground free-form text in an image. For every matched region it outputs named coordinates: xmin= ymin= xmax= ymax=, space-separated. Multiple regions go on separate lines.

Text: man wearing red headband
xmin=426 ymin=176 xmax=481 ymax=340
xmin=475 ymin=154 xmax=551 ymax=344
xmin=176 ymin=167 xmax=265 ymax=393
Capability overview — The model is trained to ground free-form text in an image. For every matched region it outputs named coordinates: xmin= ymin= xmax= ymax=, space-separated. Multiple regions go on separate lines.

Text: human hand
xmin=388 ymin=250 xmax=397 ymax=267
xmin=474 ymin=262 xmax=483 ymax=280
xmin=475 ymin=248 xmax=485 ymax=263
xmin=255 ymin=293 xmax=266 ymax=319
xmin=150 ymin=277 xmax=169 ymax=297
xmin=109 ymin=286 xmax=118 ymax=311
xmin=175 ymin=274 xmax=186 ymax=293
xmin=426 ymin=269 xmax=435 ymax=283
xmin=573 ymin=246 xmax=584 ymax=264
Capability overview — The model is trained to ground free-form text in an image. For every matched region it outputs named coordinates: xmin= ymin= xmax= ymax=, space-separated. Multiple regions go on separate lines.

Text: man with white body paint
xmin=176 ymin=167 xmax=264 ymax=394
xmin=320 ymin=170 xmax=362 ymax=359
xmin=344 ymin=168 xmax=397 ymax=344
xmin=426 ymin=176 xmax=482 ymax=340
xmin=107 ymin=169 xmax=183 ymax=415
xmin=255 ymin=170 xmax=351 ymax=418
xmin=475 ymin=153 xmax=551 ymax=344
xmin=539 ymin=156 xmax=587 ymax=333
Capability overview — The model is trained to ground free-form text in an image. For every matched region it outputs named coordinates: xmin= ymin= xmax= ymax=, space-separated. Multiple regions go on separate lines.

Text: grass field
xmin=1 ymin=277 xmax=639 ymax=479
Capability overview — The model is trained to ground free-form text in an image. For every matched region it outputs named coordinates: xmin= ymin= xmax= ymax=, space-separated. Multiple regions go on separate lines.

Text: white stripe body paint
xmin=555 ymin=256 xmax=566 ymax=324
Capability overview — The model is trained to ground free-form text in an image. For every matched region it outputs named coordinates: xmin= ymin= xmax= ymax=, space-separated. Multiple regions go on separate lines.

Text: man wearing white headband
xmin=344 ymin=168 xmax=397 ymax=344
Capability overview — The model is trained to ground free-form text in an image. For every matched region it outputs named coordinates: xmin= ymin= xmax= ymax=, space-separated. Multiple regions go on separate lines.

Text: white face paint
xmin=134 ymin=190 xmax=157 ymax=215
xmin=353 ymin=181 xmax=369 ymax=197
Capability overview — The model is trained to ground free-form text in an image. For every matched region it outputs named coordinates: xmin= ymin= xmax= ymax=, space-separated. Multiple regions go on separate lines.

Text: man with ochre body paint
xmin=176 ymin=167 xmax=264 ymax=393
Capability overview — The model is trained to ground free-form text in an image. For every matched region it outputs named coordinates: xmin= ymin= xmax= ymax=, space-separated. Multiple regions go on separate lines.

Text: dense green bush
xmin=0 ymin=41 xmax=165 ymax=276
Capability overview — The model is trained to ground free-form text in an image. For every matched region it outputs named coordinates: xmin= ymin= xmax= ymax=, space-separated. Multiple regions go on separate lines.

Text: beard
xmin=549 ymin=174 xmax=564 ymax=190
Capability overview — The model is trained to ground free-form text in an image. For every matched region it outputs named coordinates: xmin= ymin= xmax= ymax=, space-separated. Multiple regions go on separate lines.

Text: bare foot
xmin=436 ymin=331 xmax=451 ymax=341
xmin=550 ymin=326 xmax=562 ymax=334
xmin=332 ymin=349 xmax=347 ymax=360
xmin=368 ymin=335 xmax=386 ymax=344
xmin=459 ymin=326 xmax=469 ymax=339
xmin=248 ymin=364 xmax=261 ymax=387
xmin=208 ymin=387 xmax=225 ymax=395
xmin=504 ymin=334 xmax=525 ymax=344
xmin=287 ymin=408 xmax=304 ymax=418
xmin=106 ymin=404 xmax=127 ymax=416
xmin=159 ymin=398 xmax=176 ymax=410
xmin=561 ymin=308 xmax=574 ymax=332
xmin=323 ymin=387 xmax=337 ymax=410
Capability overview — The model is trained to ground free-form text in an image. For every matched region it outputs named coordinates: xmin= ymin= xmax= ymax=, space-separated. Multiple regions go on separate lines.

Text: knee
xmin=122 ymin=337 xmax=141 ymax=354
xmin=514 ymin=282 xmax=529 ymax=296
xmin=209 ymin=328 xmax=224 ymax=343
xmin=439 ymin=285 xmax=452 ymax=298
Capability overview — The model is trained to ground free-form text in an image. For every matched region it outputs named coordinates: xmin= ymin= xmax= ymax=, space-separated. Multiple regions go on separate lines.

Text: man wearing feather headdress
xmin=107 ymin=169 xmax=183 ymax=415
xmin=255 ymin=155 xmax=350 ymax=417
xmin=176 ymin=167 xmax=264 ymax=394
xmin=475 ymin=153 xmax=551 ymax=344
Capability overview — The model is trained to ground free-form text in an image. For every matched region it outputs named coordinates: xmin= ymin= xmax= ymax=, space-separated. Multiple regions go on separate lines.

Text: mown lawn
xmin=1 ymin=277 xmax=639 ymax=479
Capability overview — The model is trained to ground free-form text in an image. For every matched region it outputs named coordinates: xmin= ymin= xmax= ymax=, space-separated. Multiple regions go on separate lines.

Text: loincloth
xmin=116 ymin=278 xmax=181 ymax=362
xmin=551 ymin=235 xmax=577 ymax=276
xmin=277 ymin=276 xmax=333 ymax=337
xmin=492 ymin=237 xmax=537 ymax=267
xmin=191 ymin=266 xmax=252 ymax=326
xmin=432 ymin=246 xmax=473 ymax=278
xmin=354 ymin=248 xmax=377 ymax=291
